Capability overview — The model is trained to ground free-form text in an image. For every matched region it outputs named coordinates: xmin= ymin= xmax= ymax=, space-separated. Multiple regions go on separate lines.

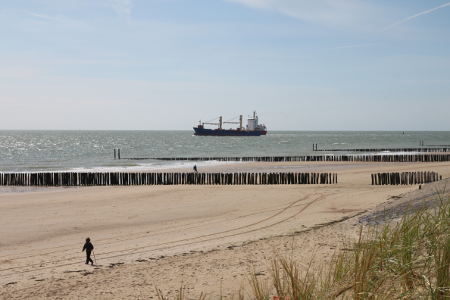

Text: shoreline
xmin=2 ymin=150 xmax=450 ymax=174
xmin=1 ymin=161 xmax=449 ymax=195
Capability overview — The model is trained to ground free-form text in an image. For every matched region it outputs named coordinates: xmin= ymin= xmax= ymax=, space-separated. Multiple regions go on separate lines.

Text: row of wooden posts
xmin=122 ymin=154 xmax=450 ymax=163
xmin=113 ymin=148 xmax=121 ymax=160
xmin=313 ymin=147 xmax=450 ymax=152
xmin=371 ymin=172 xmax=442 ymax=185
xmin=0 ymin=172 xmax=338 ymax=186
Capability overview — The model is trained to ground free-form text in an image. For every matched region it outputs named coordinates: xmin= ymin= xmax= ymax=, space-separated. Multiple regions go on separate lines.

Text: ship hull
xmin=193 ymin=127 xmax=267 ymax=136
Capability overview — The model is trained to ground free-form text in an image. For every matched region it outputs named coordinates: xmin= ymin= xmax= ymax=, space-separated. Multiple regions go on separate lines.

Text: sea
xmin=0 ymin=130 xmax=449 ymax=172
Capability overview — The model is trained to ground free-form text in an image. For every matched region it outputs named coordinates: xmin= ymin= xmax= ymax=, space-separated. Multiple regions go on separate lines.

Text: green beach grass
xmin=158 ymin=196 xmax=449 ymax=299
xmin=251 ymin=196 xmax=449 ymax=299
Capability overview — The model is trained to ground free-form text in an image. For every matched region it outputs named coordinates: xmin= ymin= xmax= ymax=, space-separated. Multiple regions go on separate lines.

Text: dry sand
xmin=1 ymin=161 xmax=450 ymax=299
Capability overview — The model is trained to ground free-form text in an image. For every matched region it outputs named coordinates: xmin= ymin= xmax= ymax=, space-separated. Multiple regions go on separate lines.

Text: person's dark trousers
xmin=86 ymin=250 xmax=94 ymax=265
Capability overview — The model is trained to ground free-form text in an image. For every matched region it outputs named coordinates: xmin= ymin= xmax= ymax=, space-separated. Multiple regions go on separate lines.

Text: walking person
xmin=193 ymin=165 xmax=198 ymax=173
xmin=82 ymin=237 xmax=94 ymax=265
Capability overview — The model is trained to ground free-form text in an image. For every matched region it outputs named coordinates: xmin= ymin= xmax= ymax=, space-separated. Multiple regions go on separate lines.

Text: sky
xmin=0 ymin=0 xmax=449 ymax=130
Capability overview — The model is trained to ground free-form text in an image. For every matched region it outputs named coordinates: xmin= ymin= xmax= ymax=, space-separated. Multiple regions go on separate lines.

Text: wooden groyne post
xmin=121 ymin=153 xmax=450 ymax=163
xmin=313 ymin=147 xmax=450 ymax=153
xmin=371 ymin=171 xmax=442 ymax=185
xmin=0 ymin=172 xmax=338 ymax=186
xmin=113 ymin=148 xmax=121 ymax=159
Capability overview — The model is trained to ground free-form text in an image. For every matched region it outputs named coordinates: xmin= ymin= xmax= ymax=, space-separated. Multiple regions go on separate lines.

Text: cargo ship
xmin=193 ymin=112 xmax=267 ymax=136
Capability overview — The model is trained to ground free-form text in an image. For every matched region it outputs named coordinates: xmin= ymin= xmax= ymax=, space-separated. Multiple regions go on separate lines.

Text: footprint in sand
xmin=63 ymin=270 xmax=83 ymax=273
xmin=108 ymin=262 xmax=124 ymax=268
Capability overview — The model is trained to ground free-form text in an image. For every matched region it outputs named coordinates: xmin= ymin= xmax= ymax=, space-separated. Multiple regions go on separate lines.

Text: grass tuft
xmin=156 ymin=196 xmax=450 ymax=299
xmin=252 ymin=196 xmax=450 ymax=299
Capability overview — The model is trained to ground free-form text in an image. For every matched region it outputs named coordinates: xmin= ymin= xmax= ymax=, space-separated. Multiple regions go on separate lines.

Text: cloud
xmin=0 ymin=66 xmax=42 ymax=80
xmin=333 ymin=42 xmax=378 ymax=50
xmin=104 ymin=0 xmax=133 ymax=16
xmin=226 ymin=0 xmax=378 ymax=28
xmin=28 ymin=12 xmax=91 ymax=29
xmin=29 ymin=12 xmax=64 ymax=22
xmin=384 ymin=1 xmax=450 ymax=30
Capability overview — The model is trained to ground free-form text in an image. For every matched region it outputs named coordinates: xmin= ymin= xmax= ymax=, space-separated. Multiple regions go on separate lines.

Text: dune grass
xmin=250 ymin=196 xmax=449 ymax=299
xmin=158 ymin=197 xmax=449 ymax=299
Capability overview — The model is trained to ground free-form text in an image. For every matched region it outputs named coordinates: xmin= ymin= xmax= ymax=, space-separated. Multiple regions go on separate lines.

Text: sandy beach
xmin=1 ymin=161 xmax=450 ymax=299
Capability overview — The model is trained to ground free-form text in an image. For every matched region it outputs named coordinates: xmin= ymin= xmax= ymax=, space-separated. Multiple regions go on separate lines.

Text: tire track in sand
xmin=0 ymin=194 xmax=323 ymax=279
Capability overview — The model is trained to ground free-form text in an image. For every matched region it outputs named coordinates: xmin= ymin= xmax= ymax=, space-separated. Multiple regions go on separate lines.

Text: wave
xmin=0 ymin=160 xmax=241 ymax=173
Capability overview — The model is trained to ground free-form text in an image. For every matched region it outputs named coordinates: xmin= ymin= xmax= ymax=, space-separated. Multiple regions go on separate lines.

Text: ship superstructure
xmin=193 ymin=112 xmax=267 ymax=136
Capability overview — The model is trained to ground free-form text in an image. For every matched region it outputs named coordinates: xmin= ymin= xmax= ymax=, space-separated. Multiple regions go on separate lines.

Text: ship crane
xmin=200 ymin=116 xmax=223 ymax=129
xmin=223 ymin=115 xmax=243 ymax=130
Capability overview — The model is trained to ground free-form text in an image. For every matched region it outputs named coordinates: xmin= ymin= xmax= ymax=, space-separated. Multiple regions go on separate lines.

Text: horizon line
xmin=0 ymin=129 xmax=449 ymax=132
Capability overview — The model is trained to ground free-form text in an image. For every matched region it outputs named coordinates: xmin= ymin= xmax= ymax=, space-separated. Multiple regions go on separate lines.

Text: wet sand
xmin=1 ymin=161 xmax=449 ymax=299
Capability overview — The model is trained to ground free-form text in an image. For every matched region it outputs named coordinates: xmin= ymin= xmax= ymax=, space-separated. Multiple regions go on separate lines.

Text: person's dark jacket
xmin=82 ymin=242 xmax=94 ymax=253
